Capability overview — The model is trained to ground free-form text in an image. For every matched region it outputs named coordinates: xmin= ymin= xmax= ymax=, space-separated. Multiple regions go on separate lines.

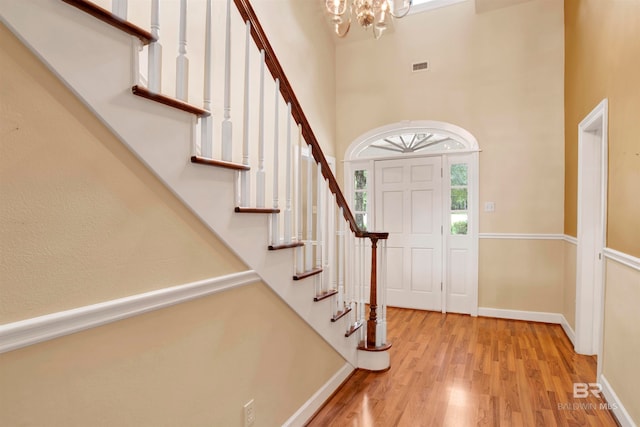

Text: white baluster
xmin=256 ymin=50 xmax=266 ymax=208
xmin=338 ymin=208 xmax=345 ymax=311
xmin=148 ymin=0 xmax=162 ymax=93
xmin=176 ymin=0 xmax=188 ymax=101
xmin=200 ymin=0 xmax=212 ymax=158
xmin=271 ymin=79 xmax=280 ymax=246
xmin=323 ymin=182 xmax=332 ymax=298
xmin=131 ymin=38 xmax=141 ymax=87
xmin=221 ymin=0 xmax=233 ymax=161
xmin=305 ymin=154 xmax=313 ymax=271
xmin=316 ymin=166 xmax=323 ymax=288
xmin=240 ymin=20 xmax=251 ymax=207
xmin=284 ymin=103 xmax=293 ymax=244
xmin=360 ymin=235 xmax=366 ymax=333
xmin=380 ymin=239 xmax=388 ymax=345
xmin=112 ymin=0 xmax=127 ymax=19
xmin=332 ymin=194 xmax=340 ymax=307
xmin=296 ymin=125 xmax=304 ymax=274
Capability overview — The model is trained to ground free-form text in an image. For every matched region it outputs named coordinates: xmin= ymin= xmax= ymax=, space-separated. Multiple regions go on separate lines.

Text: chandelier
xmin=325 ymin=0 xmax=413 ymax=39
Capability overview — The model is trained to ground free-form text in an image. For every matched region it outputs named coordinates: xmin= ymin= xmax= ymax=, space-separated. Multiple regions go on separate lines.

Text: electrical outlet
xmin=244 ymin=399 xmax=255 ymax=427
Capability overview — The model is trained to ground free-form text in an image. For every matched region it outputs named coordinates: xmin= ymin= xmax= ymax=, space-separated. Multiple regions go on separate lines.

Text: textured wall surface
xmin=0 ymin=24 xmax=249 ymax=322
xmin=564 ymin=0 xmax=640 ymax=257
xmin=479 ymin=238 xmax=564 ymax=312
xmin=602 ymin=260 xmax=640 ymax=424
xmin=0 ymin=20 xmax=346 ymax=426
xmin=0 ymin=282 xmax=346 ymax=426
xmin=336 ymin=0 xmax=565 ymax=234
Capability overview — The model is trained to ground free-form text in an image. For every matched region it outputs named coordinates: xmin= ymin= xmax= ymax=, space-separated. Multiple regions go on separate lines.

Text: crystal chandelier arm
xmin=373 ymin=24 xmax=385 ymax=39
xmin=389 ymin=0 xmax=412 ymax=18
xmin=335 ymin=19 xmax=352 ymax=37
xmin=326 ymin=0 xmax=349 ymax=16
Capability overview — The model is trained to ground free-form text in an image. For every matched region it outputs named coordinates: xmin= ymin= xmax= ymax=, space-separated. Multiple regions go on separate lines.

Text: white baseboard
xmin=0 ymin=270 xmax=260 ymax=354
xmin=478 ymin=307 xmax=564 ymax=324
xmin=282 ymin=362 xmax=354 ymax=427
xmin=560 ymin=315 xmax=576 ymax=346
xmin=600 ymin=374 xmax=638 ymax=427
xmin=478 ymin=233 xmax=565 ymax=240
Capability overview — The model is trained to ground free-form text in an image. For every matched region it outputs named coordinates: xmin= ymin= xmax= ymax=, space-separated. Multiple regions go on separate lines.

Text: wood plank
xmin=62 ymin=0 xmax=155 ymax=45
xmin=307 ymin=307 xmax=619 ymax=426
xmin=132 ymin=85 xmax=210 ymax=117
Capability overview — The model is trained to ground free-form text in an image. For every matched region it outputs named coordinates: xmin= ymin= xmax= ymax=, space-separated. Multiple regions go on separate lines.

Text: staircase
xmin=0 ymin=0 xmax=390 ymax=371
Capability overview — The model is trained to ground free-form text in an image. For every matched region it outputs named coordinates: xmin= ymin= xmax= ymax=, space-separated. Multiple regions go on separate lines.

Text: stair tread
xmin=345 ymin=321 xmax=364 ymax=337
xmin=191 ymin=156 xmax=250 ymax=171
xmin=268 ymin=242 xmax=304 ymax=251
xmin=132 ymin=85 xmax=210 ymax=117
xmin=293 ymin=267 xmax=323 ymax=281
xmin=235 ymin=207 xmax=280 ymax=214
xmin=331 ymin=307 xmax=352 ymax=322
xmin=313 ymin=289 xmax=338 ymax=302
xmin=62 ymin=0 xmax=155 ymax=45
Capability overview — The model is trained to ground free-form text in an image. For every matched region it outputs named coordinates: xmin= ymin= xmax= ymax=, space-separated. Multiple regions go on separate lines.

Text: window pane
xmin=355 ymin=191 xmax=367 ymax=212
xmin=354 ymin=170 xmax=367 ymax=190
xmin=451 ymin=213 xmax=468 ymax=235
xmin=450 ymin=164 xmax=467 ymax=186
xmin=356 ymin=213 xmax=368 ymax=230
xmin=451 ymin=188 xmax=468 ymax=210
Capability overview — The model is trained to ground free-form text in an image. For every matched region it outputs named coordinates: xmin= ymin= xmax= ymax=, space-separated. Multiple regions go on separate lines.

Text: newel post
xmin=367 ymin=235 xmax=380 ymax=347
xmin=364 ymin=231 xmax=389 ymax=349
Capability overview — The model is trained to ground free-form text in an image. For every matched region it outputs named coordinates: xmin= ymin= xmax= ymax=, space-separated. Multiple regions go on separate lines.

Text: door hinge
xmin=441 ymin=282 xmax=443 ymax=291
xmin=599 ymin=253 xmax=602 ymax=260
xmin=441 ymin=167 xmax=443 ymax=178
xmin=441 ymin=225 xmax=443 ymax=235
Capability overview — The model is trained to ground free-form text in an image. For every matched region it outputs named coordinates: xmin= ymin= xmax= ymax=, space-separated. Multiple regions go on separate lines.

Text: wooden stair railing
xmin=58 ymin=0 xmax=391 ymax=353
xmin=233 ymin=0 xmax=390 ymax=350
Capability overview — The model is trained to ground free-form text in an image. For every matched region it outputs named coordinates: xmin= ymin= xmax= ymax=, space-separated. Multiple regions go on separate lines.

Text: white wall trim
xmin=564 ymin=234 xmax=578 ymax=245
xmin=600 ymin=375 xmax=637 ymax=427
xmin=479 ymin=233 xmax=565 ymax=240
xmin=560 ymin=315 xmax=576 ymax=346
xmin=604 ymin=248 xmax=640 ymax=272
xmin=0 ymin=270 xmax=260 ymax=354
xmin=344 ymin=120 xmax=479 ymax=161
xmin=478 ymin=307 xmax=564 ymax=324
xmin=282 ymin=362 xmax=355 ymax=427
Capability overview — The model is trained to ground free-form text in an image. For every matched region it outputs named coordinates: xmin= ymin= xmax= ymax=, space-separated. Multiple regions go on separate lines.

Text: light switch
xmin=484 ymin=202 xmax=495 ymax=212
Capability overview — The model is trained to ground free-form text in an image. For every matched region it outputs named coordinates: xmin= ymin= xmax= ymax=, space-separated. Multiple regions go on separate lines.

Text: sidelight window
xmin=450 ymin=163 xmax=468 ymax=235
xmin=353 ymin=169 xmax=368 ymax=230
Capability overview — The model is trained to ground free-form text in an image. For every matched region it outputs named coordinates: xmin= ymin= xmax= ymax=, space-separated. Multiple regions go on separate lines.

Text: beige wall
xmin=564 ymin=0 xmax=640 ymax=257
xmin=0 ymin=23 xmax=346 ymax=425
xmin=336 ymin=0 xmax=565 ymax=233
xmin=602 ymin=260 xmax=640 ymax=423
xmin=253 ymin=0 xmax=337 ymax=157
xmin=0 ymin=24 xmax=248 ymax=323
xmin=562 ymin=240 xmax=576 ymax=329
xmin=479 ymin=239 xmax=564 ymax=312
xmin=335 ymin=0 xmax=565 ymax=314
xmin=0 ymin=282 xmax=346 ymax=426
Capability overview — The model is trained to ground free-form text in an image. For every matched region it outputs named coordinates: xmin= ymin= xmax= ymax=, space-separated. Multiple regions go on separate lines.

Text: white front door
xmin=375 ymin=157 xmax=443 ymax=310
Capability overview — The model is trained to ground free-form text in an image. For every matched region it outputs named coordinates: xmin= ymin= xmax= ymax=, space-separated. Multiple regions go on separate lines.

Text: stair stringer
xmin=0 ymin=0 xmax=360 ymax=366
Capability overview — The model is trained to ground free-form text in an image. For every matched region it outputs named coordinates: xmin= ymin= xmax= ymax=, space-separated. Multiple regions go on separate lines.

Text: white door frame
xmin=343 ymin=121 xmax=479 ymax=316
xmin=575 ymin=99 xmax=608 ymax=361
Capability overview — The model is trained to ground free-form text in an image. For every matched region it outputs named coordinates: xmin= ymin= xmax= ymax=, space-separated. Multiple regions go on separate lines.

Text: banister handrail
xmin=233 ymin=0 xmax=381 ymax=239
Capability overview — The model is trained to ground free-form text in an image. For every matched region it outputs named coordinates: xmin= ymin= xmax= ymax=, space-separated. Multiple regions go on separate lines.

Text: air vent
xmin=412 ymin=61 xmax=429 ymax=72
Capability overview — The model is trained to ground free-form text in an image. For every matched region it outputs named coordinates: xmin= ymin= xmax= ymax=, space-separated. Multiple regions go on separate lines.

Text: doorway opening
xmin=344 ymin=121 xmax=479 ymax=315
xmin=575 ymin=99 xmax=608 ymax=367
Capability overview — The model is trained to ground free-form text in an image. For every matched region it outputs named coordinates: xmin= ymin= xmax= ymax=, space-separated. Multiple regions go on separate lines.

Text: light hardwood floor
xmin=308 ymin=307 xmax=619 ymax=426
